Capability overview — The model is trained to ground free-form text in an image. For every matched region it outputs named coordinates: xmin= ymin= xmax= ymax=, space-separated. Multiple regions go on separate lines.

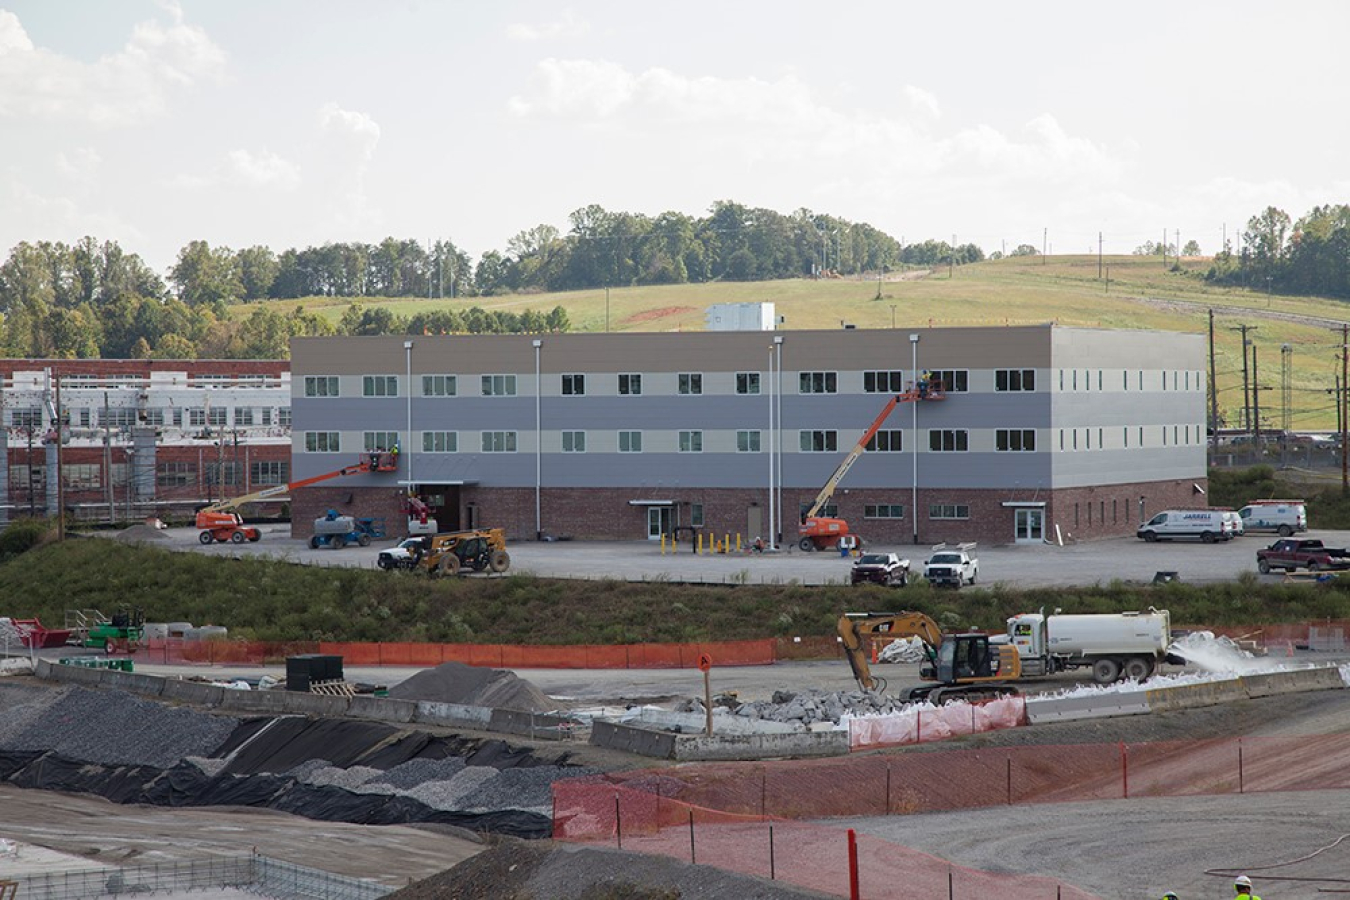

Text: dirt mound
xmin=387 ymin=661 xmax=555 ymax=712
xmin=115 ymin=523 xmax=170 ymax=544
xmin=389 ymin=838 xmax=833 ymax=900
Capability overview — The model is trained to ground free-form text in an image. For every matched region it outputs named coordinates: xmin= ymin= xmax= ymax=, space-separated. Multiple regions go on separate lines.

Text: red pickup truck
xmin=1256 ymin=539 xmax=1350 ymax=574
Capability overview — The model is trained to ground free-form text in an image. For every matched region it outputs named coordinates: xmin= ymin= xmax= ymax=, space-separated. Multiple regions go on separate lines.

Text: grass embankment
xmin=240 ymin=255 xmax=1350 ymax=429
xmin=5 ymin=539 xmax=1350 ymax=646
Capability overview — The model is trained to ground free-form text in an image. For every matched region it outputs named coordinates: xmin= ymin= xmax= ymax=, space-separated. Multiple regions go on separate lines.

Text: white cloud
xmin=903 ymin=85 xmax=941 ymax=118
xmin=55 ymin=147 xmax=103 ymax=183
xmin=506 ymin=9 xmax=590 ymax=42
xmin=316 ymin=103 xmax=382 ymax=230
xmin=226 ymin=150 xmax=301 ymax=190
xmin=319 ymin=102 xmax=381 ymax=157
xmin=0 ymin=5 xmax=225 ymax=126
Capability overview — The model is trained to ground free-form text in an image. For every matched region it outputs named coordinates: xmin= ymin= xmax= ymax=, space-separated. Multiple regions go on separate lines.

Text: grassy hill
xmin=235 ymin=255 xmax=1350 ymax=430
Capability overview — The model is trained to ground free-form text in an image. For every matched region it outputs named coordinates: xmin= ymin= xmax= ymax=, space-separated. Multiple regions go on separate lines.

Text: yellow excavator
xmin=837 ymin=611 xmax=1021 ymax=703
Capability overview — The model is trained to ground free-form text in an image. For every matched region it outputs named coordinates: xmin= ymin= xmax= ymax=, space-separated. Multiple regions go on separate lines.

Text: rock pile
xmin=675 ymin=688 xmax=913 ymax=728
xmin=387 ymin=661 xmax=555 ymax=711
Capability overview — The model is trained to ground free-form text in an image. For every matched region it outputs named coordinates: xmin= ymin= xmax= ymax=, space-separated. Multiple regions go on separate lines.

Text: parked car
xmin=1136 ymin=510 xmax=1232 ymax=543
xmin=850 ymin=553 xmax=911 ymax=587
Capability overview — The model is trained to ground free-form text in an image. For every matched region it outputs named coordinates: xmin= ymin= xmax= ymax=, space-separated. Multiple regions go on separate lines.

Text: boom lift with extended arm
xmin=836 ymin=611 xmax=1021 ymax=703
xmin=798 ymin=381 xmax=944 ymax=551
xmin=195 ymin=451 xmax=398 ymax=544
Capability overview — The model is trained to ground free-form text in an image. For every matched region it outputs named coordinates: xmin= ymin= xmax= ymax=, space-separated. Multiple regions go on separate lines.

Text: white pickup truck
xmin=923 ymin=543 xmax=979 ymax=587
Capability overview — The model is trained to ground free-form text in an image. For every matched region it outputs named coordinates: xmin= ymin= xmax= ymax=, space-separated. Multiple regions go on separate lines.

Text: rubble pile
xmin=675 ymin=688 xmax=913 ymax=728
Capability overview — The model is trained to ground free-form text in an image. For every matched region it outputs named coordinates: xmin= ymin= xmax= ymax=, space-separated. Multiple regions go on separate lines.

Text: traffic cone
xmin=871 ymin=642 xmax=878 ymax=664
xmin=1287 ymin=641 xmax=1294 ymax=657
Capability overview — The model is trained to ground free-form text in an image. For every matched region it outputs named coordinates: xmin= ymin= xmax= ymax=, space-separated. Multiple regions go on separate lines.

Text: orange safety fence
xmin=847 ymin=695 xmax=1026 ymax=749
xmin=135 ymin=637 xmax=775 ymax=668
xmin=552 ymin=780 xmax=1101 ymax=900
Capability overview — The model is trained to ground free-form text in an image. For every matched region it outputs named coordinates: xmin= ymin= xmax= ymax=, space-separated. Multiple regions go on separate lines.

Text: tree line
xmin=1205 ymin=204 xmax=1350 ymax=299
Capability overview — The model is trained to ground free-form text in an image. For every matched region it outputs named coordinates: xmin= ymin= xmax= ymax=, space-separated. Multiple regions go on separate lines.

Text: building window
xmin=995 ymin=369 xmax=1036 ymax=392
xmin=234 ymin=408 xmax=254 ymax=426
xmin=8 ymin=407 xmax=41 ymax=430
xmin=481 ymin=431 xmax=517 ymax=452
xmin=60 ymin=464 xmax=100 ymax=491
xmin=562 ymin=431 xmax=585 ymax=452
xmin=250 ymin=461 xmax=289 ymax=485
xmin=678 ymin=373 xmax=703 ymax=395
xmin=261 ymin=408 xmax=273 ymax=426
xmin=864 ymin=504 xmax=905 ymax=519
xmin=278 ymin=408 xmax=292 ymax=427
xmin=156 ymin=461 xmax=194 ymax=487
xmin=361 ymin=431 xmax=396 ymax=453
xmin=930 ymin=370 xmax=968 ymax=392
xmin=304 ymin=376 xmax=339 ymax=397
xmin=691 ymin=503 xmax=704 ymax=527
xmin=928 ymin=429 xmax=969 ymax=452
xmin=864 ymin=371 xmax=906 ymax=393
xmin=929 ymin=503 xmax=970 ymax=520
xmin=99 ymin=408 xmax=138 ymax=429
xmin=800 ymin=430 xmax=838 ymax=452
xmin=363 ymin=375 xmax=398 ymax=397
xmin=679 ymin=430 xmax=703 ymax=452
xmin=799 ymin=371 xmax=837 ymax=394
xmin=561 ymin=374 xmax=586 ymax=395
xmin=737 ymin=430 xmax=761 ymax=452
xmin=481 ymin=374 xmax=517 ymax=396
xmin=305 ymin=432 xmax=340 ymax=452
xmin=736 ymin=373 xmax=761 ymax=395
xmin=423 ymin=431 xmax=457 ymax=452
xmin=865 ymin=430 xmax=904 ymax=452
xmin=207 ymin=407 xmax=227 ymax=427
xmin=423 ymin=375 xmax=457 ymax=397
xmin=618 ymin=373 xmax=642 ymax=395
xmin=996 ymin=429 xmax=1036 ymax=451
xmin=802 ymin=502 xmax=838 ymax=519
xmin=189 ymin=408 xmax=206 ymax=428
xmin=206 ymin=462 xmax=240 ymax=488
xmin=618 ymin=430 xmax=642 ymax=452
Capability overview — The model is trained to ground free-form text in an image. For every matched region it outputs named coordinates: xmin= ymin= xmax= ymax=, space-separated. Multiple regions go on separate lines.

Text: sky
xmin=1 ymin=0 xmax=1347 ymax=278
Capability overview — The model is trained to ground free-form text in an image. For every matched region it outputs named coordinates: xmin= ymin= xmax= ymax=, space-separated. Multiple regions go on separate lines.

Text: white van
xmin=1137 ymin=509 xmax=1233 ymax=543
xmin=1238 ymin=500 xmax=1307 ymax=536
xmin=1219 ymin=510 xmax=1244 ymax=537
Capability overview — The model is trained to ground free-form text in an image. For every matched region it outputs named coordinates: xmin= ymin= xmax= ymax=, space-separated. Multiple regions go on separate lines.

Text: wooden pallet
xmin=309 ymin=680 xmax=357 ymax=697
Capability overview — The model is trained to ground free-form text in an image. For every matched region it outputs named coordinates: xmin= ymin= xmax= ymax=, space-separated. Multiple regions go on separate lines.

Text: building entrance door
xmin=1014 ymin=508 xmax=1043 ymax=543
xmin=746 ymin=506 xmax=763 ymax=544
xmin=647 ymin=506 xmax=672 ymax=540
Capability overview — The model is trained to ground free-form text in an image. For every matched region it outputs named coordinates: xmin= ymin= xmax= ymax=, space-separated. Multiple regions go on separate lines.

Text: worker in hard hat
xmin=1161 ymin=891 xmax=1178 ymax=900
xmin=1234 ymin=875 xmax=1260 ymax=900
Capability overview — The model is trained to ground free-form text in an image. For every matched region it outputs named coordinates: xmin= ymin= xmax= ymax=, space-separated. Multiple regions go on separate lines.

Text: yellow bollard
xmin=661 ymin=532 xmax=667 ymax=555
xmin=736 ymin=534 xmax=742 ymax=552
xmin=697 ymin=532 xmax=703 ymax=555
xmin=724 ymin=533 xmax=730 ymax=555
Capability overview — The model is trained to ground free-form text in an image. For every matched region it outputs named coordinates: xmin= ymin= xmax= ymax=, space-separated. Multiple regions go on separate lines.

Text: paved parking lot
xmin=154 ymin=525 xmax=1346 ymax=588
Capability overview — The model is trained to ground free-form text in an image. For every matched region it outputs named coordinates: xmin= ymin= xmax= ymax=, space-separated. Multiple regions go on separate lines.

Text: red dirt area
xmin=625 ymin=306 xmax=697 ymax=325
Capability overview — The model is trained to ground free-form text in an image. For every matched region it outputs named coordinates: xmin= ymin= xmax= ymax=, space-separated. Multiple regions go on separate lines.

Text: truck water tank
xmin=1046 ymin=611 xmax=1170 ymax=655
xmin=142 ymin=622 xmax=169 ymax=641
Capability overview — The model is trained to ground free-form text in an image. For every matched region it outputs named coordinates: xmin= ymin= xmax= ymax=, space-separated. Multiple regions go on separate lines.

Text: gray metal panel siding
xmin=1052 ymin=447 xmax=1205 ymax=487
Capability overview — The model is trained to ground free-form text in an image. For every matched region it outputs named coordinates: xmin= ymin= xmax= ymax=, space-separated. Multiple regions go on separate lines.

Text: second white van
xmin=1137 ymin=509 xmax=1233 ymax=543
xmin=1238 ymin=501 xmax=1307 ymax=536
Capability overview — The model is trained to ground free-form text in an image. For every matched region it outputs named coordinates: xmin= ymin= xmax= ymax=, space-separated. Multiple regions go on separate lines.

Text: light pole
xmin=910 ymin=333 xmax=920 ymax=545
xmin=767 ymin=346 xmax=774 ymax=550
xmin=774 ymin=335 xmax=784 ymax=546
xmin=533 ymin=338 xmax=542 ymax=540
xmin=403 ymin=340 xmax=414 ymax=490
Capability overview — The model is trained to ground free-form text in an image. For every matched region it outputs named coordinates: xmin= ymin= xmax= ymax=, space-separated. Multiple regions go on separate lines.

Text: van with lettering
xmin=1136 ymin=509 xmax=1232 ymax=544
xmin=1237 ymin=500 xmax=1307 ymax=537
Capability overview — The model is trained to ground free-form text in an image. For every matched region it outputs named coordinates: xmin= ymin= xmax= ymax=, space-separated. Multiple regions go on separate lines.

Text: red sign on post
xmin=698 ymin=653 xmax=712 ymax=672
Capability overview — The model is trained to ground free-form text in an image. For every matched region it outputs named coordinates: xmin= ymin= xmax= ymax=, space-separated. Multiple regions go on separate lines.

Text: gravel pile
xmin=403 ymin=765 xmax=501 ymax=810
xmin=115 ymin=523 xmax=171 ymax=544
xmin=365 ymin=756 xmax=467 ymax=789
xmin=457 ymin=764 xmax=601 ymax=814
xmin=2 ymin=685 xmax=235 ymax=767
xmin=387 ymin=661 xmax=554 ymax=712
xmin=0 ymin=683 xmax=70 ymax=746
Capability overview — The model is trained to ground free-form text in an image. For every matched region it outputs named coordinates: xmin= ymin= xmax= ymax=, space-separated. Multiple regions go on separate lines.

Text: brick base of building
xmin=293 ymin=477 xmax=1207 ymax=547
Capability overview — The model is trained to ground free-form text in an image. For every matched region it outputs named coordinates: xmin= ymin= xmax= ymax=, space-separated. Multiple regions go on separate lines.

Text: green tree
xmin=170 ymin=241 xmax=243 ymax=308
xmin=237 ymin=246 xmax=280 ymax=300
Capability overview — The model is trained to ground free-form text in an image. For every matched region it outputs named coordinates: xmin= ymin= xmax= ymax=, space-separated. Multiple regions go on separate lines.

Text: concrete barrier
xmin=487 ymin=708 xmax=578 ymax=741
xmin=671 ymin=729 xmax=849 ymax=762
xmin=347 ymin=694 xmax=416 ymax=723
xmin=49 ymin=661 xmax=103 ymax=686
xmin=590 ymin=720 xmax=677 ymax=759
xmin=1025 ymin=691 xmax=1152 ymax=724
xmin=281 ymin=692 xmax=351 ymax=717
xmin=218 ymin=688 xmax=301 ymax=714
xmin=101 ymin=669 xmax=166 ymax=698
xmin=414 ymin=701 xmax=492 ymax=729
xmin=626 ymin=708 xmax=803 ymax=735
xmin=1146 ymin=677 xmax=1247 ymax=712
xmin=1243 ymin=666 xmax=1347 ymax=698
xmin=160 ymin=678 xmax=226 ymax=707
xmin=33 ymin=658 xmax=53 ymax=679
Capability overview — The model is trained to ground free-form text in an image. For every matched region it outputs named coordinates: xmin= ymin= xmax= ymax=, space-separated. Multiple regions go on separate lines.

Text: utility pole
xmin=1252 ymin=345 xmax=1261 ymax=451
xmin=1176 ymin=229 xmax=1181 ymax=259
xmin=1208 ymin=310 xmax=1219 ymax=450
xmin=1042 ymin=227 xmax=1047 ymax=264
xmin=949 ymin=234 xmax=955 ymax=279
xmin=1098 ymin=232 xmax=1103 ymax=279
xmin=1231 ymin=324 xmax=1257 ymax=432
xmin=1343 ymin=323 xmax=1349 ymax=494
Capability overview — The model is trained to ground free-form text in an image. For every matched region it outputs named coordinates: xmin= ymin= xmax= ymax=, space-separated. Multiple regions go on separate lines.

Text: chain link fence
xmin=2 ymin=854 xmax=392 ymax=900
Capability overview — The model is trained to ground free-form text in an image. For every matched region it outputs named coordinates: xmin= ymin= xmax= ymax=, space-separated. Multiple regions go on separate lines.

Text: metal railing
xmin=5 ymin=855 xmax=392 ymax=900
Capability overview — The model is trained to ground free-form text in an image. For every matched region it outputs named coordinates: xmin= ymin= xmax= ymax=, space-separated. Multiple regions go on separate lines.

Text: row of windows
xmin=1059 ymin=424 xmax=1206 ymax=451
xmin=6 ymin=407 xmax=291 ymax=429
xmin=7 ymin=461 xmax=288 ymax=491
xmin=1059 ymin=369 xmax=1205 ymax=392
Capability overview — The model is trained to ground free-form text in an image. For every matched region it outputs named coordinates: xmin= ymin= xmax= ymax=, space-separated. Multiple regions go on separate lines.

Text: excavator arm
xmin=837 ymin=611 xmax=945 ymax=692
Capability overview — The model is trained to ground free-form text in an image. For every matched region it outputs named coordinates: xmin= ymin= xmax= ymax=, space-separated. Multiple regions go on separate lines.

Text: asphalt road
xmin=148 ymin=525 xmax=1346 ymax=588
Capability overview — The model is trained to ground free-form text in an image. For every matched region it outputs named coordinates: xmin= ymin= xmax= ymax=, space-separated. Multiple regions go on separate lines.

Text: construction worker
xmin=1161 ymin=892 xmax=1178 ymax=900
xmin=1234 ymin=874 xmax=1259 ymax=900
